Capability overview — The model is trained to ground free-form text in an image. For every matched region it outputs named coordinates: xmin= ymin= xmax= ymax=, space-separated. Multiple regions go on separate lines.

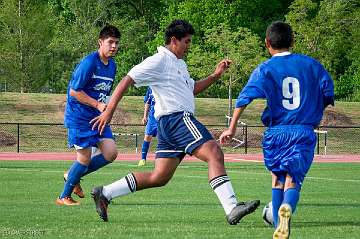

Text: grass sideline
xmin=0 ymin=160 xmax=359 ymax=239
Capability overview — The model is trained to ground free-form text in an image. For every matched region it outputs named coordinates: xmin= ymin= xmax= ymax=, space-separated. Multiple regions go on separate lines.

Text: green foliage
xmin=0 ymin=0 xmax=358 ymax=100
xmin=187 ymin=24 xmax=267 ymax=98
xmin=286 ymin=0 xmax=360 ymax=100
xmin=0 ymin=0 xmax=53 ymax=93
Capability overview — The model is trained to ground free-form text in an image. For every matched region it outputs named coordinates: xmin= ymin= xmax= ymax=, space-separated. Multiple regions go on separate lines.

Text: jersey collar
xmin=273 ymin=51 xmax=291 ymax=57
xmin=157 ymin=46 xmax=178 ymax=60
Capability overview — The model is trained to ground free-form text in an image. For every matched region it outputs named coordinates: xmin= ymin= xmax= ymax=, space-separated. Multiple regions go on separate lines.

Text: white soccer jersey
xmin=128 ymin=46 xmax=195 ymax=120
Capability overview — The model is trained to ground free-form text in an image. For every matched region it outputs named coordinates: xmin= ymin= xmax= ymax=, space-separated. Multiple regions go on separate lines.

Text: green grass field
xmin=1 ymin=160 xmax=359 ymax=239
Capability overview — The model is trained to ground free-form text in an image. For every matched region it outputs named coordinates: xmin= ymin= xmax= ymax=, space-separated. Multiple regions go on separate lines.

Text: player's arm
xmin=91 ymin=75 xmax=134 ymax=134
xmin=219 ymin=105 xmax=247 ymax=144
xmin=142 ymin=103 xmax=150 ymax=125
xmin=70 ymin=89 xmax=107 ymax=112
xmin=193 ymin=59 xmax=231 ymax=95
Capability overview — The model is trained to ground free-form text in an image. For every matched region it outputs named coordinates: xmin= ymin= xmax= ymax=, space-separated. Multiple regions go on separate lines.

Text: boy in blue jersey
xmin=90 ymin=19 xmax=260 ymax=224
xmin=56 ymin=25 xmax=121 ymax=206
xmin=220 ymin=21 xmax=334 ymax=238
xmin=138 ymin=87 xmax=157 ymax=166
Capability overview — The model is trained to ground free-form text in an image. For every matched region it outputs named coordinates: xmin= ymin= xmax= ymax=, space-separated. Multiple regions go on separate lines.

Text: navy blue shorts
xmin=145 ymin=118 xmax=158 ymax=137
xmin=155 ymin=112 xmax=213 ymax=160
xmin=263 ymin=125 xmax=316 ymax=187
xmin=67 ymin=125 xmax=114 ymax=149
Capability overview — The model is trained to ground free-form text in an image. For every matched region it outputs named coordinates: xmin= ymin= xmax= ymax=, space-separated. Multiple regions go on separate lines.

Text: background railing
xmin=1 ymin=123 xmax=359 ymax=154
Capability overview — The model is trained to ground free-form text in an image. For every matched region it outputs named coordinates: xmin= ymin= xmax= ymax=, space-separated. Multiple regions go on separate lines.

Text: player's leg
xmin=271 ymin=172 xmax=285 ymax=228
xmin=56 ymin=148 xmax=91 ymax=205
xmin=83 ymin=138 xmax=117 ymax=176
xmin=283 ymin=175 xmax=300 ymax=213
xmin=92 ymin=157 xmax=180 ymax=221
xmin=138 ymin=134 xmax=152 ymax=166
xmin=273 ymin=175 xmax=296 ymax=239
xmin=192 ymin=139 xmax=260 ymax=225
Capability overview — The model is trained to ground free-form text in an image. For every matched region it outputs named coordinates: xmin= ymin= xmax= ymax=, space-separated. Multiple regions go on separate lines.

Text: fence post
xmin=135 ymin=134 xmax=138 ymax=153
xmin=244 ymin=125 xmax=248 ymax=154
xmin=17 ymin=123 xmax=20 ymax=153
xmin=317 ymin=129 xmax=320 ymax=155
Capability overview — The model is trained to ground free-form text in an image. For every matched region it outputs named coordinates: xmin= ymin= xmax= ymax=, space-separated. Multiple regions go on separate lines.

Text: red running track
xmin=0 ymin=152 xmax=359 ymax=163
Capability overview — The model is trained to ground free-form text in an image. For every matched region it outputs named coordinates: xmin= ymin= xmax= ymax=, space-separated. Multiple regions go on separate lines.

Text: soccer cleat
xmin=64 ymin=171 xmax=85 ymax=198
xmin=273 ymin=204 xmax=292 ymax=239
xmin=91 ymin=186 xmax=110 ymax=222
xmin=137 ymin=159 xmax=146 ymax=166
xmin=226 ymin=200 xmax=260 ymax=225
xmin=55 ymin=196 xmax=80 ymax=206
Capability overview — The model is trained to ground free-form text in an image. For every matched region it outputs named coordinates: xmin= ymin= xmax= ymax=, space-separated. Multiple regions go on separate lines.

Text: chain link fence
xmin=0 ymin=123 xmax=359 ymax=154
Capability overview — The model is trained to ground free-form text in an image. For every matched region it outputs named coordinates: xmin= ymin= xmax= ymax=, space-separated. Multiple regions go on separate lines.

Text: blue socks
xmin=141 ymin=141 xmax=151 ymax=160
xmin=283 ymin=188 xmax=300 ymax=213
xmin=272 ymin=188 xmax=284 ymax=228
xmin=60 ymin=161 xmax=87 ymax=198
xmin=83 ymin=153 xmax=111 ymax=177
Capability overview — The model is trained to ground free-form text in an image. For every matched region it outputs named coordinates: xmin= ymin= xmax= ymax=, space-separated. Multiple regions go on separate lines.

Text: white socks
xmin=102 ymin=173 xmax=137 ymax=200
xmin=210 ymin=175 xmax=238 ymax=215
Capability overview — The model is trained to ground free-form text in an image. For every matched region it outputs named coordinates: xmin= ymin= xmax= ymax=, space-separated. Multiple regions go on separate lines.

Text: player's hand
xmin=141 ymin=117 xmax=148 ymax=125
xmin=96 ymin=102 xmax=107 ymax=113
xmin=213 ymin=59 xmax=232 ymax=78
xmin=90 ymin=110 xmax=113 ymax=135
xmin=219 ymin=128 xmax=235 ymax=145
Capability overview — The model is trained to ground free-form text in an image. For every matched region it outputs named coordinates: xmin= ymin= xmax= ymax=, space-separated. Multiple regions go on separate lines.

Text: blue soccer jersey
xmin=64 ymin=51 xmax=117 ymax=129
xmin=236 ymin=53 xmax=334 ymax=127
xmin=144 ymin=87 xmax=156 ymax=120
xmin=144 ymin=87 xmax=157 ymax=136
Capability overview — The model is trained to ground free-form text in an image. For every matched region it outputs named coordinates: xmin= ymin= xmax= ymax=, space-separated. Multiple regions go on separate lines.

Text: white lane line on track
xmin=1 ymin=167 xmax=359 ymax=183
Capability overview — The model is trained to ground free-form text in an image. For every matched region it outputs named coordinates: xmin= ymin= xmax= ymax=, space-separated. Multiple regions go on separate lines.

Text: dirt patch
xmin=58 ymin=100 xmax=130 ymax=124
xmin=210 ymin=128 xmax=263 ymax=148
xmin=320 ymin=108 xmax=353 ymax=126
xmin=0 ymin=131 xmax=16 ymax=146
xmin=58 ymin=100 xmax=66 ymax=119
xmin=112 ymin=108 xmax=131 ymax=124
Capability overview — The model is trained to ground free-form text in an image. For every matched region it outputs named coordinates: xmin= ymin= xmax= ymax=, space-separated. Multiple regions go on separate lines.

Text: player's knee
xmin=104 ymin=149 xmax=118 ymax=162
xmin=150 ymin=173 xmax=171 ymax=187
xmin=109 ymin=150 xmax=118 ymax=162
xmin=208 ymin=146 xmax=224 ymax=163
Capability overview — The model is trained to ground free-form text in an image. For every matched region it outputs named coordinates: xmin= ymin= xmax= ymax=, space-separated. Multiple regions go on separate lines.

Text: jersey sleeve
xmin=319 ymin=64 xmax=335 ymax=107
xmin=128 ymin=54 xmax=164 ymax=88
xmin=70 ymin=56 xmax=95 ymax=91
xmin=235 ymin=67 xmax=266 ymax=108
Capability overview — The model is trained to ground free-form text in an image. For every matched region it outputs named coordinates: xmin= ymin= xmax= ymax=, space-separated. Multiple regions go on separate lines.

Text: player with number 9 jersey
xmin=236 ymin=53 xmax=334 ymax=127
xmin=220 ymin=21 xmax=334 ymax=238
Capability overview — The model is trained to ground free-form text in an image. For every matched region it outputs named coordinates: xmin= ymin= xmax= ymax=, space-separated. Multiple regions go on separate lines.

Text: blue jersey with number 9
xmin=236 ymin=53 xmax=334 ymax=127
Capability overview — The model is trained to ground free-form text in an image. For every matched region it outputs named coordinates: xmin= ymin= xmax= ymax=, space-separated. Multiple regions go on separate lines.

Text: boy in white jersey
xmin=90 ymin=19 xmax=260 ymax=224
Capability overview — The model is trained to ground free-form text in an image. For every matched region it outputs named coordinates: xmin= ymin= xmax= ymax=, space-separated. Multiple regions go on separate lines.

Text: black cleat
xmin=91 ymin=186 xmax=110 ymax=222
xmin=226 ymin=200 xmax=260 ymax=225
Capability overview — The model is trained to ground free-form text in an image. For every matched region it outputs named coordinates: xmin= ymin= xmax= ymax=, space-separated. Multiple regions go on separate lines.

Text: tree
xmin=0 ymin=0 xmax=53 ymax=92
xmin=186 ymin=24 xmax=267 ymax=98
xmin=286 ymin=0 xmax=360 ymax=100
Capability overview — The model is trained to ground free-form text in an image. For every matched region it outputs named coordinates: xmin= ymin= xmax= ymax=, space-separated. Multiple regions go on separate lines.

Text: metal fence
xmin=0 ymin=123 xmax=359 ymax=154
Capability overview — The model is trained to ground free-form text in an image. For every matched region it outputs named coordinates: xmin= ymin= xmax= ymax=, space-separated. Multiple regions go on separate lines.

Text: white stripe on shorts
xmin=183 ymin=114 xmax=203 ymax=152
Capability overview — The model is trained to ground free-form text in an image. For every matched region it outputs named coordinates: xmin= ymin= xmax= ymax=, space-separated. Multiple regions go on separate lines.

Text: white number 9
xmin=282 ymin=77 xmax=300 ymax=110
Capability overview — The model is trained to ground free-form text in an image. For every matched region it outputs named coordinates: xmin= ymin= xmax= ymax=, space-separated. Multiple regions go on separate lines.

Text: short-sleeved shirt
xmin=128 ymin=46 xmax=195 ymax=120
xmin=236 ymin=52 xmax=334 ymax=127
xmin=64 ymin=51 xmax=117 ymax=129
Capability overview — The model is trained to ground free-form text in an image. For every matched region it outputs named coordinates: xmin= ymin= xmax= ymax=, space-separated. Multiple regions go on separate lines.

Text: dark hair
xmin=164 ymin=19 xmax=195 ymax=44
xmin=266 ymin=21 xmax=293 ymax=49
xmin=99 ymin=25 xmax=121 ymax=40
